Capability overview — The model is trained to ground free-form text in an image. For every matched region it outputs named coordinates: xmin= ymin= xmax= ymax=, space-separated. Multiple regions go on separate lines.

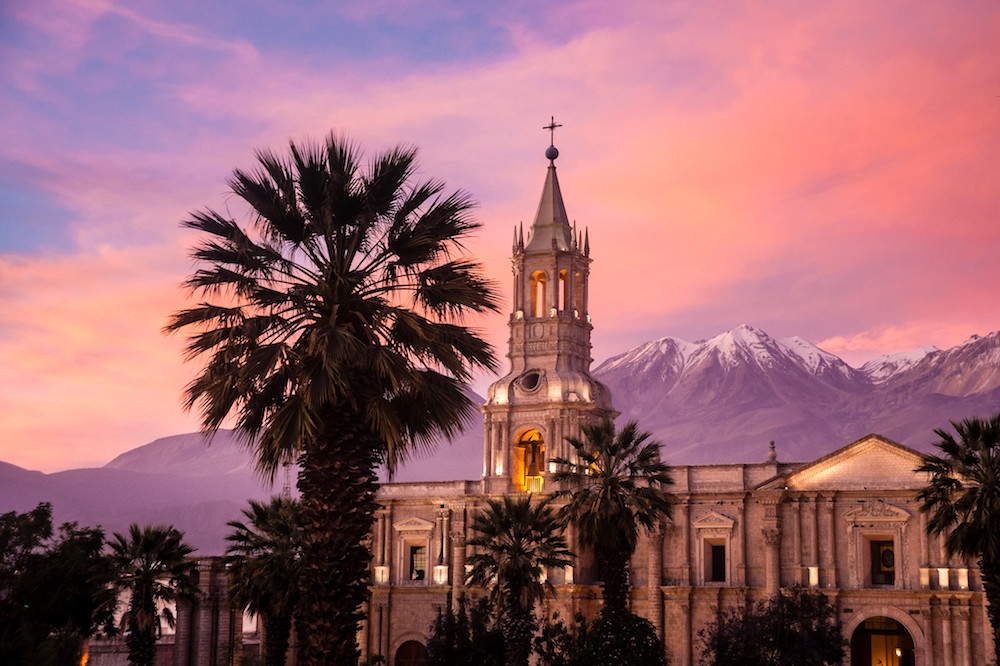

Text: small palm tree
xmin=917 ymin=412 xmax=1000 ymax=664
xmin=466 ymin=495 xmax=573 ymax=666
xmin=109 ymin=524 xmax=198 ymax=666
xmin=166 ymin=134 xmax=498 ymax=664
xmin=225 ymin=497 xmax=302 ymax=666
xmin=550 ymin=419 xmax=673 ymax=615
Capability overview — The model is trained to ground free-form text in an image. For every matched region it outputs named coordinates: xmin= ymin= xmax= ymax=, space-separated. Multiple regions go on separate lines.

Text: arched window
xmin=558 ymin=270 xmax=568 ymax=312
xmin=395 ymin=640 xmax=428 ymax=666
xmin=530 ymin=271 xmax=547 ymax=318
xmin=513 ymin=429 xmax=545 ymax=492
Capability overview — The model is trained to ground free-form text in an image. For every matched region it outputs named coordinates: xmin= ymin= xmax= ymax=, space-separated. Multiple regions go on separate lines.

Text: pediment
xmin=692 ymin=511 xmax=735 ymax=530
xmin=393 ymin=516 xmax=435 ymax=533
xmin=844 ymin=500 xmax=911 ymax=523
xmin=779 ymin=434 xmax=928 ymax=492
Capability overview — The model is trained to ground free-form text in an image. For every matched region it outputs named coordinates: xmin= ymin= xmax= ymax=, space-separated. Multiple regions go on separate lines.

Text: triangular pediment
xmin=844 ymin=499 xmax=911 ymax=523
xmin=692 ymin=511 xmax=735 ymax=530
xmin=393 ymin=517 xmax=435 ymax=532
xmin=773 ymin=434 xmax=928 ymax=492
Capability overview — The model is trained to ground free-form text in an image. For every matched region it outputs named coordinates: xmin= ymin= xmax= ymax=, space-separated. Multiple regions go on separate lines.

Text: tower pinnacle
xmin=543 ymin=116 xmax=561 ymax=162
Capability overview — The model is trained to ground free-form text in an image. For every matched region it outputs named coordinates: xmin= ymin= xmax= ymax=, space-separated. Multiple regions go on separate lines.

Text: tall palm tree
xmin=550 ymin=419 xmax=673 ymax=615
xmin=917 ymin=412 xmax=1000 ymax=664
xmin=109 ymin=524 xmax=198 ymax=666
xmin=466 ymin=495 xmax=573 ymax=666
xmin=225 ymin=497 xmax=302 ymax=666
xmin=165 ymin=134 xmax=499 ymax=664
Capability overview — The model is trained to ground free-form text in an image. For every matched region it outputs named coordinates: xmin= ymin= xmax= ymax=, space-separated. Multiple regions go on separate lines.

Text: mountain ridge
xmin=594 ymin=325 xmax=1000 ymax=465
xmin=4 ymin=327 xmax=998 ymax=554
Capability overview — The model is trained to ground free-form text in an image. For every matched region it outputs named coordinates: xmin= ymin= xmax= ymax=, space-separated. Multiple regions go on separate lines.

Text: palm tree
xmin=550 ymin=419 xmax=673 ymax=615
xmin=917 ymin=412 xmax=1000 ymax=664
xmin=165 ymin=134 xmax=498 ymax=664
xmin=225 ymin=497 xmax=302 ymax=666
xmin=109 ymin=524 xmax=198 ymax=666
xmin=466 ymin=495 xmax=573 ymax=666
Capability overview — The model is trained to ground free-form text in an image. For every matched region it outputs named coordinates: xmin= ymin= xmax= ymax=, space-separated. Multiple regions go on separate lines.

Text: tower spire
xmin=480 ymin=123 xmax=615 ymax=494
xmin=525 ymin=117 xmax=573 ymax=252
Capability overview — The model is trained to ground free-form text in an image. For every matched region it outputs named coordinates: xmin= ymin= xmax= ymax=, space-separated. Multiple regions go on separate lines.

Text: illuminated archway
xmin=513 ymin=429 xmax=545 ymax=492
xmin=850 ymin=616 xmax=914 ymax=666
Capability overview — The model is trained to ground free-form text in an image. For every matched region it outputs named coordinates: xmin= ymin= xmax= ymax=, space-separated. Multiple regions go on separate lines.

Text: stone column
xmin=942 ymin=605 xmax=954 ymax=666
xmin=821 ymin=495 xmax=837 ymax=588
xmin=483 ymin=419 xmax=492 ymax=478
xmin=763 ymin=528 xmax=782 ymax=595
xmin=736 ymin=500 xmax=747 ymax=586
xmin=791 ymin=496 xmax=803 ymax=585
xmin=647 ymin=523 xmax=664 ymax=637
xmin=451 ymin=531 xmax=467 ymax=610
xmin=809 ymin=494 xmax=820 ymax=571
xmin=679 ymin=499 xmax=692 ymax=585
xmin=959 ymin=605 xmax=972 ymax=666
xmin=501 ymin=420 xmax=510 ymax=479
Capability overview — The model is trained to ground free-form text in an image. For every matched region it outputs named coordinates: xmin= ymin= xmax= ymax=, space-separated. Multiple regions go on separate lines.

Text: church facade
xmin=360 ymin=140 xmax=992 ymax=666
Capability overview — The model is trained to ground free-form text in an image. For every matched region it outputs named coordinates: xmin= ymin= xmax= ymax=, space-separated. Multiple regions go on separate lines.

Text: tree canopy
xmin=698 ymin=588 xmax=845 ymax=666
xmin=551 ymin=419 xmax=673 ymax=614
xmin=167 ymin=133 xmax=498 ymax=663
xmin=917 ymin=411 xmax=1000 ymax=663
xmin=0 ymin=503 xmax=114 ymax=665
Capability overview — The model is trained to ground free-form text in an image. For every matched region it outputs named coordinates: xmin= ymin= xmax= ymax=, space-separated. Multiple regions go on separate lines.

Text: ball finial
xmin=545 ymin=145 xmax=559 ymax=161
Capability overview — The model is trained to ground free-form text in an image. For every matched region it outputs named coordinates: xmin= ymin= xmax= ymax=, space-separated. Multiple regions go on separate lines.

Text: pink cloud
xmin=3 ymin=0 xmax=999 ymax=470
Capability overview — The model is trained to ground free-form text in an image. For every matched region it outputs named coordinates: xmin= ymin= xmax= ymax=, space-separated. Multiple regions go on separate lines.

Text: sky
xmin=2 ymin=0 xmax=999 ymax=472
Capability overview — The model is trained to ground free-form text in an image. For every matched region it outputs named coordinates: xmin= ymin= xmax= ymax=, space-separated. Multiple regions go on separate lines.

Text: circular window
xmin=519 ymin=371 xmax=541 ymax=391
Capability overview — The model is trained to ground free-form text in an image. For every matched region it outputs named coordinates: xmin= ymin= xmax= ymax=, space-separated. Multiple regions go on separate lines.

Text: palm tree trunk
xmin=500 ymin=595 xmax=534 ymax=666
xmin=125 ymin=622 xmax=156 ymax=666
xmin=598 ymin=549 xmax=631 ymax=616
xmin=295 ymin=417 xmax=380 ymax=665
xmin=262 ymin=611 xmax=292 ymax=666
xmin=981 ymin=556 xmax=1000 ymax=665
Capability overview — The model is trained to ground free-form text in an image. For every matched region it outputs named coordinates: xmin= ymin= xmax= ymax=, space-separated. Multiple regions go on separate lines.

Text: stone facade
xmin=88 ymin=558 xmax=246 ymax=666
xmin=360 ymin=144 xmax=992 ymax=666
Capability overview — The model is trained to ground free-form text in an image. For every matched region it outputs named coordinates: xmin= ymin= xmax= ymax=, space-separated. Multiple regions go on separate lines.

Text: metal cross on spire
xmin=543 ymin=116 xmax=562 ymax=147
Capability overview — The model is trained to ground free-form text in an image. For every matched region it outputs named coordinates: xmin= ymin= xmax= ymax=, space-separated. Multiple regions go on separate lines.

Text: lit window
xmin=870 ymin=540 xmax=894 ymax=586
xmin=409 ymin=545 xmax=427 ymax=581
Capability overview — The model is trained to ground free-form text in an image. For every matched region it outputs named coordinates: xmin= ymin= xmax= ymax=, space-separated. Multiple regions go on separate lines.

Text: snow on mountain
xmin=594 ymin=326 xmax=1000 ymax=465
xmin=599 ymin=324 xmax=860 ymax=383
xmin=861 ymin=346 xmax=940 ymax=383
xmin=780 ymin=335 xmax=856 ymax=377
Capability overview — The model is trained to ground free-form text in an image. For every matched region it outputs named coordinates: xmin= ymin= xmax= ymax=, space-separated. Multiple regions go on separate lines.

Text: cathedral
xmin=359 ymin=138 xmax=991 ymax=666
xmin=88 ymin=137 xmax=991 ymax=666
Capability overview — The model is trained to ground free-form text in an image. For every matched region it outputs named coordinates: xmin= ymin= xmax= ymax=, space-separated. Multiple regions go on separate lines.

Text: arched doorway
xmin=394 ymin=640 xmax=428 ymax=666
xmin=851 ymin=616 xmax=914 ymax=666
xmin=513 ymin=429 xmax=545 ymax=492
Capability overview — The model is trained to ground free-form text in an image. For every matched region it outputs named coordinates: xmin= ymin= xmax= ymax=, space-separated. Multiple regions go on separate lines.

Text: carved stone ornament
xmin=843 ymin=500 xmax=910 ymax=526
xmin=693 ymin=510 xmax=735 ymax=536
xmin=393 ymin=517 xmax=435 ymax=533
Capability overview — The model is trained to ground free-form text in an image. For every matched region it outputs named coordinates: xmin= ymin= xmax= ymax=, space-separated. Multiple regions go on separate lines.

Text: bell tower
xmin=481 ymin=122 xmax=615 ymax=494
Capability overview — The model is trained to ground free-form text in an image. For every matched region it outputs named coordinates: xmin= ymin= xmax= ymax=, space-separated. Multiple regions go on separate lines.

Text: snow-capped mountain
xmin=594 ymin=326 xmax=1000 ymax=465
xmin=861 ymin=346 xmax=940 ymax=383
xmin=3 ymin=328 xmax=998 ymax=551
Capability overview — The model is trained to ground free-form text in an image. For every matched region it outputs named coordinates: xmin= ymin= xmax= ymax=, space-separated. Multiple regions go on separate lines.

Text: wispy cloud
xmin=2 ymin=0 xmax=999 ymax=470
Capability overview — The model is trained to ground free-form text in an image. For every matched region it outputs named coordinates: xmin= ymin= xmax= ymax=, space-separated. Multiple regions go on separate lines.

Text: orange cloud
xmin=3 ymin=0 xmax=999 ymax=471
